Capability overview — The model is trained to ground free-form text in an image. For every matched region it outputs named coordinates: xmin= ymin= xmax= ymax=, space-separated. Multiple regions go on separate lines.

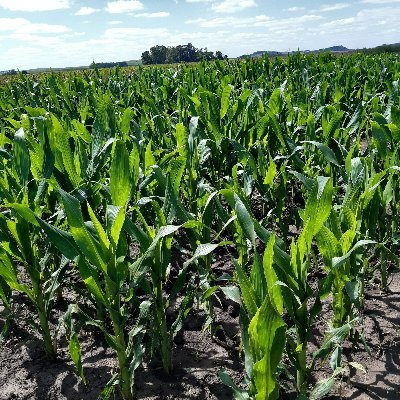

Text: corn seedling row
xmin=0 ymin=52 xmax=399 ymax=399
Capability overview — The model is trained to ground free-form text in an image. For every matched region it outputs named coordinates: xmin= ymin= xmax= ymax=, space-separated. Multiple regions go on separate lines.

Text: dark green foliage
xmin=141 ymin=42 xmax=228 ymax=65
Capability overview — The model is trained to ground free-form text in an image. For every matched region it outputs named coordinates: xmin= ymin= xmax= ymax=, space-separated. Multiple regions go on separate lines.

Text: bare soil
xmin=327 ymin=273 xmax=400 ymax=400
xmin=0 ymin=270 xmax=399 ymax=400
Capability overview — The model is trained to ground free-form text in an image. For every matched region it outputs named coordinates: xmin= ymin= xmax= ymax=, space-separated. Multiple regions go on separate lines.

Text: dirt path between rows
xmin=0 ymin=273 xmax=399 ymax=399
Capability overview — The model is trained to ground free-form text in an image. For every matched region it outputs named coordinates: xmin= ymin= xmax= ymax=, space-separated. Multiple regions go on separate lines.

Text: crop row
xmin=0 ymin=52 xmax=399 ymax=399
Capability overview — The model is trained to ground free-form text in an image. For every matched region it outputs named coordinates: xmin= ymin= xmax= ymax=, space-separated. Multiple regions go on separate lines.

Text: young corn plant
xmin=37 ymin=141 xmax=143 ymax=399
xmin=221 ymin=177 xmax=355 ymax=398
xmin=219 ymin=188 xmax=287 ymax=399
xmin=0 ymin=127 xmax=63 ymax=358
xmin=0 ymin=211 xmax=66 ymax=359
xmin=127 ymin=169 xmax=202 ymax=373
xmin=0 ymin=274 xmax=12 ymax=340
xmin=128 ymin=198 xmax=182 ymax=374
xmin=217 ymin=191 xmax=286 ymax=399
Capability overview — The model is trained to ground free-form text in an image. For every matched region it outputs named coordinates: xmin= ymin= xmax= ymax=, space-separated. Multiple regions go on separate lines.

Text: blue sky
xmin=0 ymin=0 xmax=399 ymax=70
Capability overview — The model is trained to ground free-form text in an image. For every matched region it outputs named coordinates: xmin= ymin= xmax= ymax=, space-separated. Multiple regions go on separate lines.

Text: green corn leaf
xmin=263 ymin=234 xmax=283 ymax=315
xmin=129 ymin=140 xmax=140 ymax=190
xmin=184 ymin=243 xmax=219 ymax=267
xmin=44 ymin=257 xmax=69 ymax=314
xmin=87 ymin=203 xmax=110 ymax=254
xmin=0 ymin=248 xmax=18 ymax=285
xmin=13 ymin=128 xmax=30 ymax=186
xmin=235 ymin=261 xmax=258 ymax=318
xmin=220 ymin=84 xmax=233 ymax=119
xmin=316 ymin=226 xmax=339 ymax=262
xmin=234 ymin=193 xmax=256 ymax=246
xmin=290 ymin=171 xmax=316 ymax=194
xmin=313 ymin=321 xmax=355 ymax=362
xmin=267 ymin=108 xmax=287 ymax=151
xmin=218 ymin=370 xmax=250 ymax=400
xmin=91 ymin=101 xmax=107 ymax=159
xmin=52 ymin=115 xmax=81 ymax=188
xmin=120 ymin=108 xmax=132 ymax=135
xmin=302 ymin=141 xmax=340 ymax=167
xmin=301 ymin=177 xmax=333 ymax=245
xmin=144 ymin=141 xmax=156 ymax=176
xmin=130 ymin=225 xmax=181 ymax=279
xmin=371 ymin=121 xmax=388 ymax=158
xmin=8 ymin=203 xmax=39 ymax=227
xmin=110 ymin=141 xmax=130 ymax=207
xmin=99 ymin=374 xmax=119 ymax=400
xmin=78 ymin=258 xmax=108 ymax=306
xmin=264 ymin=156 xmax=277 ymax=186
xmin=249 ymin=296 xmax=286 ymax=400
xmin=251 ymin=251 xmax=266 ymax=307
xmin=174 ymin=123 xmax=188 ymax=158
xmin=221 ymin=286 xmax=242 ymax=305
xmin=0 ymin=249 xmax=33 ymax=300
xmin=350 ymin=157 xmax=365 ymax=186
xmin=169 ymin=155 xmax=186 ymax=194
xmin=322 ymin=110 xmax=343 ymax=140
xmin=63 ymin=304 xmax=85 ymax=383
xmin=36 ymin=217 xmax=80 ymax=261
xmin=70 ymin=332 xmax=85 ymax=384
xmin=309 ymin=375 xmax=336 ymax=400
xmin=127 ymin=300 xmax=151 ymax=346
xmin=195 ymin=242 xmax=230 ymax=257
xmin=332 ymin=240 xmax=376 ymax=269
xmin=0 ymin=280 xmax=10 ymax=309
xmin=58 ymin=189 xmax=106 ymax=271
xmin=107 ymin=205 xmax=126 ymax=248
xmin=346 ymin=102 xmax=363 ymax=135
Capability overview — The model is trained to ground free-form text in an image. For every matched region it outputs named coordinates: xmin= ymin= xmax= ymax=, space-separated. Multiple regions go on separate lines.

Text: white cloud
xmin=133 ymin=12 xmax=170 ymax=18
xmin=0 ymin=17 xmax=29 ymax=30
xmin=75 ymin=7 xmax=100 ymax=16
xmin=0 ymin=0 xmax=70 ymax=11
xmin=108 ymin=20 xmax=123 ymax=25
xmin=102 ymin=27 xmax=169 ymax=40
xmin=186 ymin=0 xmax=214 ymax=2
xmin=186 ymin=13 xmax=322 ymax=29
xmin=17 ymin=24 xmax=69 ymax=34
xmin=0 ymin=18 xmax=69 ymax=34
xmin=320 ymin=17 xmax=355 ymax=28
xmin=212 ymin=0 xmax=257 ymax=13
xmin=360 ymin=0 xmax=400 ymax=3
xmin=286 ymin=6 xmax=306 ymax=12
xmin=316 ymin=6 xmax=400 ymax=43
xmin=318 ymin=3 xmax=350 ymax=12
xmin=105 ymin=0 xmax=144 ymax=14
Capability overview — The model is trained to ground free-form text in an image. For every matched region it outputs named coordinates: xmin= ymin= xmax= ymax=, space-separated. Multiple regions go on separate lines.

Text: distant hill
xmin=0 ymin=59 xmax=142 ymax=76
xmin=241 ymin=45 xmax=350 ymax=59
xmin=240 ymin=42 xmax=400 ymax=59
xmin=362 ymin=42 xmax=400 ymax=54
xmin=25 ymin=59 xmax=142 ymax=74
xmin=1 ymin=41 xmax=399 ymax=76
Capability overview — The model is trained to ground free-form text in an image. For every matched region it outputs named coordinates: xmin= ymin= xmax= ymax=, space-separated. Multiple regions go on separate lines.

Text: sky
xmin=0 ymin=0 xmax=399 ymax=70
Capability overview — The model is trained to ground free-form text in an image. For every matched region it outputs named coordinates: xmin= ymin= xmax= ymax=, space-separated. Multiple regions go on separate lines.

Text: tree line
xmin=89 ymin=61 xmax=128 ymax=69
xmin=141 ymin=43 xmax=227 ymax=65
xmin=360 ymin=43 xmax=400 ymax=55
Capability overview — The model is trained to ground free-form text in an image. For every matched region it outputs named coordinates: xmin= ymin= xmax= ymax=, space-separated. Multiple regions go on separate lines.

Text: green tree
xmin=141 ymin=50 xmax=153 ymax=65
xmin=150 ymin=45 xmax=168 ymax=64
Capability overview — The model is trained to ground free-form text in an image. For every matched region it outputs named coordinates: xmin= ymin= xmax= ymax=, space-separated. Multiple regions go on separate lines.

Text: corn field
xmin=0 ymin=52 xmax=399 ymax=399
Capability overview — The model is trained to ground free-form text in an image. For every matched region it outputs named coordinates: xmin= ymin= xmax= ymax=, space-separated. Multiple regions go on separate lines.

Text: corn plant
xmin=0 ymin=127 xmax=63 ymax=358
xmin=221 ymin=177 xmax=356 ymax=398
xmin=35 ymin=141 xmax=141 ymax=399
xmin=0 ymin=51 xmax=399 ymax=400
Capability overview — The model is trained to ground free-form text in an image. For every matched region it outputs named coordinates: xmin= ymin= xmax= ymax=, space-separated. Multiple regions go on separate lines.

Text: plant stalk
xmin=111 ymin=310 xmax=133 ymax=400
xmin=32 ymin=280 xmax=56 ymax=359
